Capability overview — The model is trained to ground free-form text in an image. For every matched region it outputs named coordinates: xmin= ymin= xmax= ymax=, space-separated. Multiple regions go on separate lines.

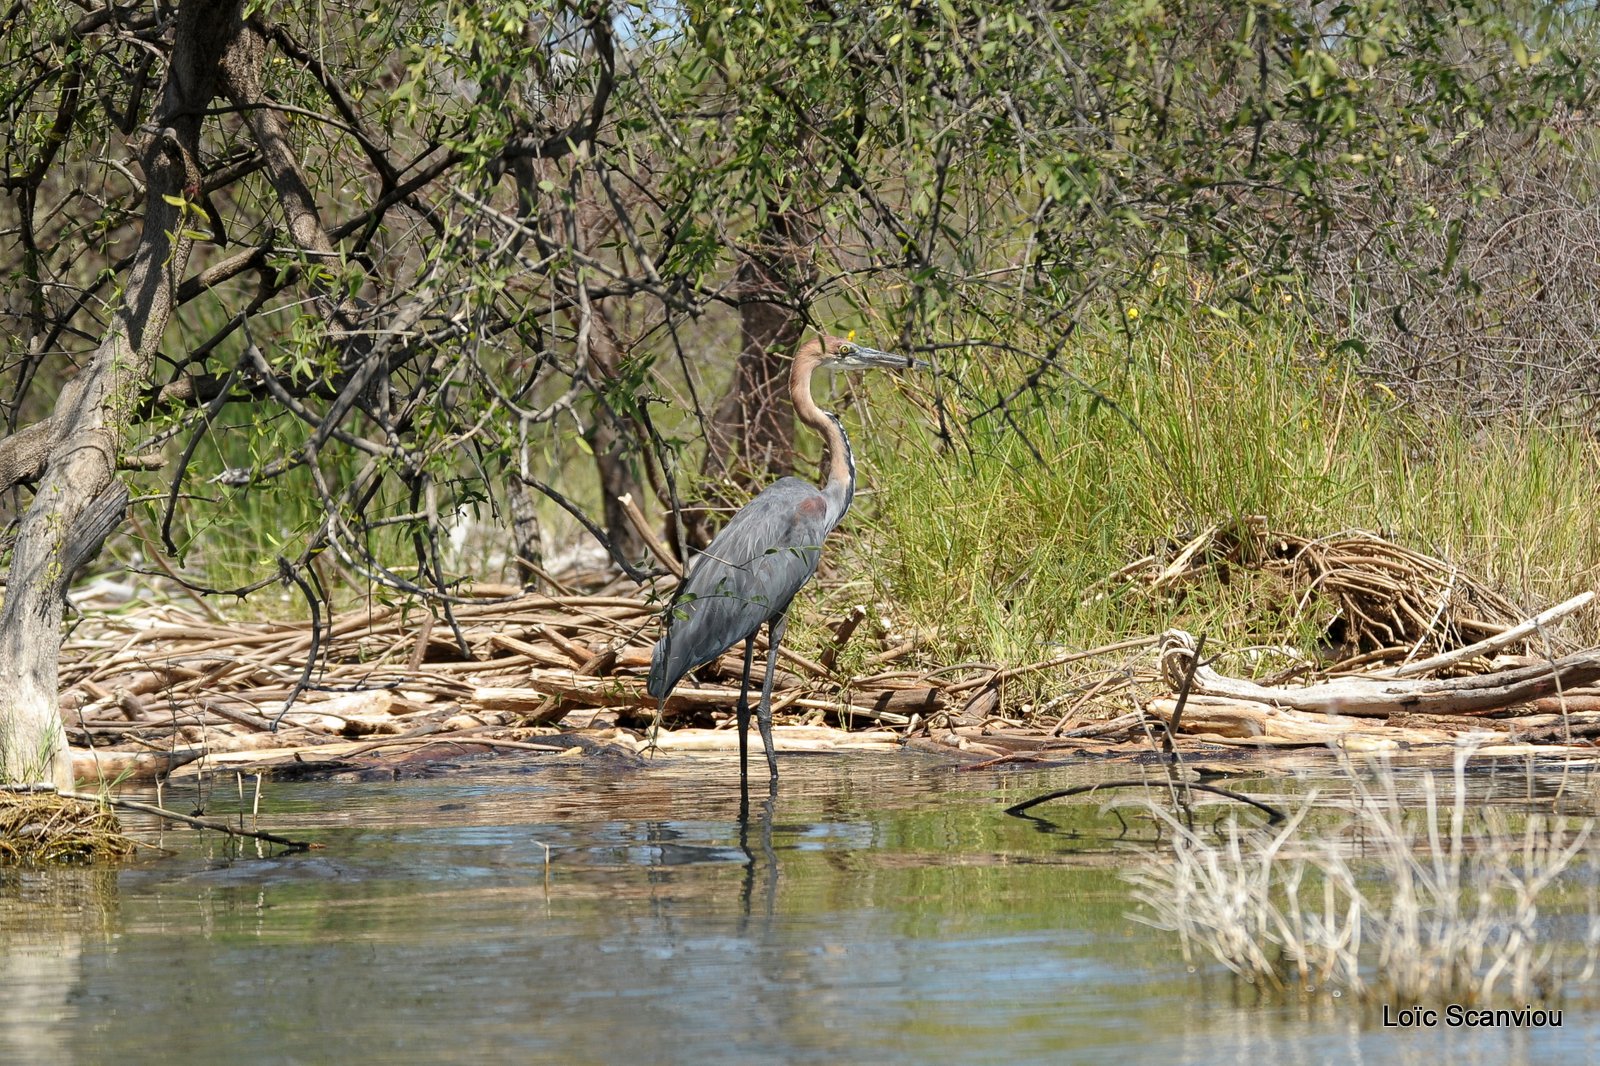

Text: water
xmin=2 ymin=751 xmax=1597 ymax=1064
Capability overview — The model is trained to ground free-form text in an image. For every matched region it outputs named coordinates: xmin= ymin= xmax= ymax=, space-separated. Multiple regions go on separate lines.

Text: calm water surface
xmin=1 ymin=751 xmax=1597 ymax=1065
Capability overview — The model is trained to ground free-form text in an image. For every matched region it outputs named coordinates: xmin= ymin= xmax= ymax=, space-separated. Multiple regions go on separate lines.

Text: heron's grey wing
xmin=648 ymin=478 xmax=834 ymax=697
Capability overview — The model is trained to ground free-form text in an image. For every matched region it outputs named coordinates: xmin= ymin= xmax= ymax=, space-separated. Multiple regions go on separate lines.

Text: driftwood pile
xmin=1122 ymin=522 xmax=1600 ymax=755
xmin=55 ymin=520 xmax=1600 ymax=782
xmin=1151 ymin=595 xmax=1600 ymax=754
xmin=1111 ymin=519 xmax=1541 ymax=662
xmin=933 ymin=524 xmax=1600 ymax=763
xmin=59 ymin=586 xmax=953 ymax=782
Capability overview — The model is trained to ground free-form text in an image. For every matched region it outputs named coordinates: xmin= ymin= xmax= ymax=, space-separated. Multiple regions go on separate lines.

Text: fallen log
xmin=858 ymin=686 xmax=946 ymax=715
xmin=71 ymin=747 xmax=205 ymax=784
xmin=1148 ymin=696 xmax=1461 ymax=745
xmin=641 ymin=725 xmax=901 ymax=753
xmin=1496 ymin=709 xmax=1600 ymax=732
xmin=1060 ymin=711 xmax=1146 ymax=739
xmin=1522 ymin=695 xmax=1600 ymax=714
xmin=466 ymin=687 xmax=572 ymax=725
xmin=482 ymin=671 xmax=915 ymax=726
xmin=1160 ymin=629 xmax=1600 ymax=718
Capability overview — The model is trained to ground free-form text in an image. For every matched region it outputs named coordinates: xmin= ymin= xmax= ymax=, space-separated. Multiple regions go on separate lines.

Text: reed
xmin=1125 ymin=748 xmax=1600 ymax=1004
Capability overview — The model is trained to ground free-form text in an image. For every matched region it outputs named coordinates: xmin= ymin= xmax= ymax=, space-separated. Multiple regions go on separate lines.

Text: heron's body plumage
xmin=647 ymin=477 xmax=836 ymax=700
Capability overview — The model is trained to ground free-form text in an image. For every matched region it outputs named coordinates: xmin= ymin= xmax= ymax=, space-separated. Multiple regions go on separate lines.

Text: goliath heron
xmin=647 ymin=334 xmax=928 ymax=792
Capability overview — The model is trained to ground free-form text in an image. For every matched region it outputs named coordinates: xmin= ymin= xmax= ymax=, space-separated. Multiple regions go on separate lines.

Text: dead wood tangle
xmin=56 ymin=524 xmax=1600 ymax=784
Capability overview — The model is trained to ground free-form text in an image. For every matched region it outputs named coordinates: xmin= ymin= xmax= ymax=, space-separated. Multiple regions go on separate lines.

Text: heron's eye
xmin=838 ymin=343 xmax=856 ymax=357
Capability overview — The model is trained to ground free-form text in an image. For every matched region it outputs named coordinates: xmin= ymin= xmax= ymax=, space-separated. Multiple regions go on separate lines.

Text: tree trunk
xmin=504 ymin=157 xmax=548 ymax=589
xmin=582 ymin=301 xmax=649 ymax=568
xmin=0 ymin=1 xmax=247 ymax=787
xmin=508 ymin=476 xmax=546 ymax=587
xmin=518 ymin=160 xmax=651 ymax=575
xmin=680 ymin=203 xmax=816 ymax=551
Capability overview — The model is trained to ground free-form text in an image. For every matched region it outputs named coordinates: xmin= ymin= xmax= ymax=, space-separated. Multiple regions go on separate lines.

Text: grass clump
xmin=1125 ymin=750 xmax=1600 ymax=1005
xmin=0 ymin=793 xmax=137 ymax=865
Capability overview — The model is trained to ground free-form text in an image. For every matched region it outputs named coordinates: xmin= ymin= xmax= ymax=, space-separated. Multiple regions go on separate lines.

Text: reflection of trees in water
xmin=0 ymin=867 xmax=120 ymax=1060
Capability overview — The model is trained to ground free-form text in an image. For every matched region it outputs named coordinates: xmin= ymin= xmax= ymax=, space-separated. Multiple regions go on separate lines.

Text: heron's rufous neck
xmin=789 ymin=338 xmax=855 ymax=527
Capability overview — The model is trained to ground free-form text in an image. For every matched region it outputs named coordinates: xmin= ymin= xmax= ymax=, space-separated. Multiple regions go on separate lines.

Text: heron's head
xmin=819 ymin=332 xmax=931 ymax=371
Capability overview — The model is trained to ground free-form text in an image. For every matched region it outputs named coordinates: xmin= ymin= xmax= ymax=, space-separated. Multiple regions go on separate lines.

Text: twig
xmin=1371 ymin=590 xmax=1594 ymax=678
xmin=818 ymin=605 xmax=868 ymax=674
xmin=407 ymin=611 xmax=436 ymax=672
xmin=273 ymin=556 xmax=323 ymax=726
xmin=1003 ymin=780 xmax=1285 ymax=824
xmin=516 ymin=475 xmax=664 ymax=583
xmin=59 ymin=790 xmax=314 ymax=850
xmin=946 ymin=636 xmax=1159 ymax=694
xmin=1046 ymin=671 xmax=1129 ymax=735
xmin=617 ymin=492 xmax=683 ymax=579
xmin=124 ymin=509 xmax=224 ymax=622
xmin=1058 ymin=710 xmax=1144 ymax=739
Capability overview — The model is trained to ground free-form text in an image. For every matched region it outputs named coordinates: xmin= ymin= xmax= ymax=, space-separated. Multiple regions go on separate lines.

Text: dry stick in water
xmin=1164 ymin=633 xmax=1205 ymax=751
xmin=1145 ymin=633 xmax=1206 ymax=820
xmin=59 ymin=790 xmax=313 ymax=850
xmin=1003 ymin=780 xmax=1286 ymax=825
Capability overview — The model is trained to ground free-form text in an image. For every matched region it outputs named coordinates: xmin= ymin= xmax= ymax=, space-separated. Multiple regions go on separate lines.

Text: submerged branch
xmin=59 ymin=790 xmax=313 ymax=851
xmin=1004 ymin=779 xmax=1287 ymax=824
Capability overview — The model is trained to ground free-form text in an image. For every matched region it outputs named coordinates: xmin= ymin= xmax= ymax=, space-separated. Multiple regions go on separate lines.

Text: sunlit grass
xmin=102 ymin=301 xmax=1600 ymax=653
xmin=854 ymin=308 xmax=1600 ymax=677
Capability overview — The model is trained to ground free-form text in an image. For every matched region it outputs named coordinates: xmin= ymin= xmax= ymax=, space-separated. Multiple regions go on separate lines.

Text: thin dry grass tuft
xmin=1127 ymin=748 xmax=1600 ymax=1004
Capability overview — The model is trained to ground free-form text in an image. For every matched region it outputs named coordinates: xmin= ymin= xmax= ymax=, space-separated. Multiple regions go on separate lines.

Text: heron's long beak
xmin=842 ymin=345 xmax=931 ymax=371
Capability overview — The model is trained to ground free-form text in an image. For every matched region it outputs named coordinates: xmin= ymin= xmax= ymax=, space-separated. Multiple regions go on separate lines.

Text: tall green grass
xmin=110 ymin=302 xmax=1600 ymax=665
xmin=851 ymin=309 xmax=1600 ymax=669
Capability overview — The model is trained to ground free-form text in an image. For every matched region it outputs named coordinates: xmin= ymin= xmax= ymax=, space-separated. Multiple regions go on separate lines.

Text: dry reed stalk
xmin=1126 ymin=747 xmax=1600 ymax=1004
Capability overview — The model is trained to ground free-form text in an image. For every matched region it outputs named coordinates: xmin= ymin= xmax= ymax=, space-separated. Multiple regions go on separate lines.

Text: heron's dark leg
xmin=735 ymin=635 xmax=757 ymax=796
xmin=756 ymin=614 xmax=787 ymax=786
